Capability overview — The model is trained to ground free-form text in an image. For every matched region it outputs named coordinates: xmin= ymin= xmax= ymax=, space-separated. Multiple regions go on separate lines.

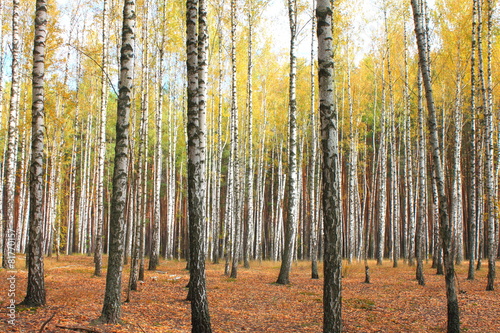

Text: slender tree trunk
xmin=468 ymin=0 xmax=478 ymax=281
xmin=243 ymin=0 xmax=254 ymax=269
xmin=99 ymin=0 xmax=135 ymax=324
xmin=451 ymin=70 xmax=464 ymax=266
xmin=166 ymin=93 xmax=178 ymax=259
xmin=229 ymin=0 xmax=240 ymax=279
xmin=416 ymin=68 xmax=426 ymax=286
xmin=310 ymin=0 xmax=319 ymax=279
xmin=484 ymin=0 xmax=496 ymax=291
xmin=376 ymin=54 xmax=388 ymax=266
xmin=16 ymin=134 xmax=29 ymax=253
xmin=403 ymin=20 xmax=416 ymax=265
xmin=21 ymin=0 xmax=48 ymax=307
xmin=213 ymin=34 xmax=224 ymax=263
xmin=66 ymin=143 xmax=77 ymax=255
xmin=2 ymin=0 xmax=21 ymax=269
xmin=138 ymin=7 xmax=150 ymax=284
xmin=129 ymin=174 xmax=141 ymax=291
xmin=384 ymin=11 xmax=399 ymax=268
xmin=277 ymin=0 xmax=299 ymax=286
xmin=346 ymin=54 xmax=355 ymax=264
xmin=95 ymin=0 xmax=109 ymax=277
xmin=411 ymin=0 xmax=460 ymax=331
xmin=317 ymin=0 xmax=342 ymax=330
xmin=149 ymin=19 xmax=165 ymax=270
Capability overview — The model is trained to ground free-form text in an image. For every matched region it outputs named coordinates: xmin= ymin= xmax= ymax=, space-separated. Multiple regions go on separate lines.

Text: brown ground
xmin=0 ymin=255 xmax=498 ymax=332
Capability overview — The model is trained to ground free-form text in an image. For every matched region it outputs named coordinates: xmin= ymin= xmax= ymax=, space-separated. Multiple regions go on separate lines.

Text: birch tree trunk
xmin=138 ymin=4 xmax=150 ymax=283
xmin=186 ymin=0 xmax=212 ymax=328
xmin=346 ymin=57 xmax=356 ymax=264
xmin=403 ymin=20 xmax=416 ymax=265
xmin=476 ymin=0 xmax=487 ymax=274
xmin=416 ymin=68 xmax=426 ymax=286
xmin=451 ymin=71 xmax=463 ymax=266
xmin=94 ymin=0 xmax=109 ymax=277
xmin=468 ymin=0 xmax=478 ymax=281
xmin=243 ymin=0 xmax=254 ymax=269
xmin=66 ymin=143 xmax=77 ymax=254
xmin=485 ymin=0 xmax=496 ymax=291
xmin=16 ymin=133 xmax=29 ymax=253
xmin=411 ymin=0 xmax=460 ymax=330
xmin=149 ymin=12 xmax=165 ymax=270
xmin=229 ymin=0 xmax=240 ymax=279
xmin=317 ymin=0 xmax=342 ymax=330
xmin=277 ymin=0 xmax=299 ymax=285
xmin=2 ymin=0 xmax=21 ymax=269
xmin=309 ymin=0 xmax=319 ymax=278
xmin=385 ymin=14 xmax=400 ymax=268
xmin=21 ymin=0 xmax=47 ymax=307
xmin=99 ymin=0 xmax=135 ymax=324
xmin=376 ymin=53 xmax=388 ymax=266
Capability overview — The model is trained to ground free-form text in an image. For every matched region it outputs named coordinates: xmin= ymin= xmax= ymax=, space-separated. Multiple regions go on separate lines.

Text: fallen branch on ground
xmin=39 ymin=312 xmax=56 ymax=332
xmin=55 ymin=325 xmax=102 ymax=333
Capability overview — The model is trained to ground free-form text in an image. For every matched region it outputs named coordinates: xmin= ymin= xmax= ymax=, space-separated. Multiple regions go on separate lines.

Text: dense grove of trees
xmin=0 ymin=0 xmax=499 ymax=331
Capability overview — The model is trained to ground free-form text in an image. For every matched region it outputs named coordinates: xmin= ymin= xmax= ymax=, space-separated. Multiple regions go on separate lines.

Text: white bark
xmin=485 ymin=0 xmax=496 ymax=291
xmin=150 ymin=21 xmax=165 ymax=269
xmin=66 ymin=142 xmax=77 ymax=254
xmin=100 ymin=0 xmax=135 ymax=324
xmin=317 ymin=0 xmax=342 ymax=328
xmin=277 ymin=0 xmax=299 ymax=284
xmin=22 ymin=0 xmax=48 ymax=306
xmin=411 ymin=0 xmax=460 ymax=329
xmin=244 ymin=0 xmax=255 ymax=268
xmin=229 ymin=0 xmax=240 ymax=279
xmin=376 ymin=65 xmax=388 ymax=266
xmin=95 ymin=0 xmax=110 ymax=276
xmin=2 ymin=0 xmax=21 ymax=268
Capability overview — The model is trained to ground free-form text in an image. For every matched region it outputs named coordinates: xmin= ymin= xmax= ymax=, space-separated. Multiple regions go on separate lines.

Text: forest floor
xmin=0 ymin=255 xmax=499 ymax=332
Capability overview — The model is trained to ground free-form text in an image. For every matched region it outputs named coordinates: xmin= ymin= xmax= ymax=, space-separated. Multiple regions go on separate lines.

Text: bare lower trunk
xmin=416 ymin=68 xmax=426 ymax=286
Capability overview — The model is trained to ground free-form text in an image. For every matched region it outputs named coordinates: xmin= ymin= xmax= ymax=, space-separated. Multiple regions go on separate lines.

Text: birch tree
xmin=98 ymin=0 xmax=135 ymax=324
xmin=2 ymin=0 xmax=21 ymax=269
xmin=186 ymin=0 xmax=212 ymax=328
xmin=228 ymin=0 xmax=241 ymax=279
xmin=21 ymin=0 xmax=47 ymax=307
xmin=467 ymin=0 xmax=478 ymax=281
xmin=317 ymin=0 xmax=342 ymax=330
xmin=376 ymin=44 xmax=388 ymax=266
xmin=243 ymin=0 xmax=255 ymax=269
xmin=149 ymin=2 xmax=166 ymax=271
xmin=411 ymin=0 xmax=460 ymax=330
xmin=94 ymin=0 xmax=110 ymax=277
xmin=416 ymin=67 xmax=426 ymax=286
xmin=276 ymin=0 xmax=299 ymax=286
xmin=484 ymin=0 xmax=496 ymax=292
xmin=309 ymin=0 xmax=319 ymax=279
